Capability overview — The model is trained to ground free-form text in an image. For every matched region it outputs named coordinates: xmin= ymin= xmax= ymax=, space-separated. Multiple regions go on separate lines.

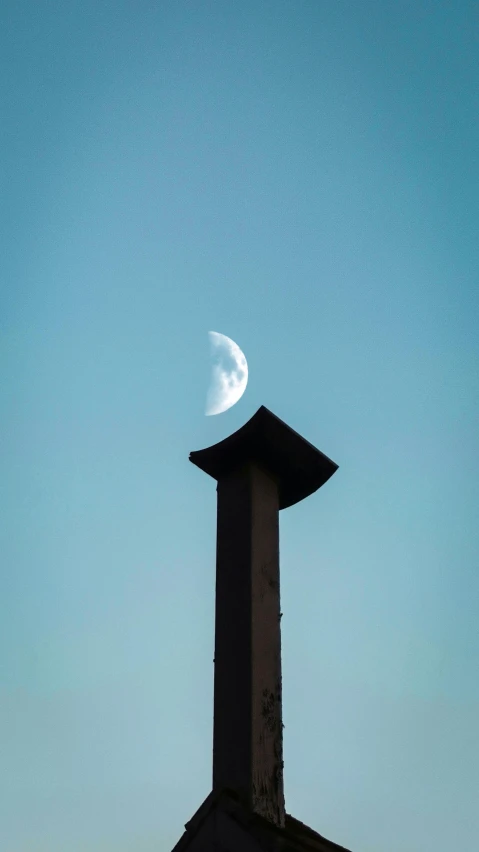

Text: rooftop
xmin=172 ymin=788 xmax=353 ymax=852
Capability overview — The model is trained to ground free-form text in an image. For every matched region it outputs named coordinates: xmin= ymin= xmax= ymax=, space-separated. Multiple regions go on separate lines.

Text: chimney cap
xmin=189 ymin=405 xmax=338 ymax=509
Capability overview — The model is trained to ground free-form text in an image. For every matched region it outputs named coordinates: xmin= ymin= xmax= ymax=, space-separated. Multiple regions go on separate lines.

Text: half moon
xmin=205 ymin=331 xmax=248 ymax=416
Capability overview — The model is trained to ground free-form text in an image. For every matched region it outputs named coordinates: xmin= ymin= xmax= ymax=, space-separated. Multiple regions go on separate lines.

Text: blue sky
xmin=1 ymin=2 xmax=478 ymax=850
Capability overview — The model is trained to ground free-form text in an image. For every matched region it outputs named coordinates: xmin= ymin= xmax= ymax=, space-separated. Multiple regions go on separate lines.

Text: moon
xmin=205 ymin=331 xmax=248 ymax=416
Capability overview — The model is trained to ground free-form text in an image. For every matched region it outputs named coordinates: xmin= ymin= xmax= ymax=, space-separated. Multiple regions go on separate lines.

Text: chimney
xmin=189 ymin=406 xmax=338 ymax=828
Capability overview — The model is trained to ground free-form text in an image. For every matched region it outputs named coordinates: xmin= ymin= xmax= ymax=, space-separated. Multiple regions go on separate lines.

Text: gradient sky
xmin=1 ymin=3 xmax=478 ymax=851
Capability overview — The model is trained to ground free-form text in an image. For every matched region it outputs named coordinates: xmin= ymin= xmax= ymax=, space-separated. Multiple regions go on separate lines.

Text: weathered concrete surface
xmin=250 ymin=465 xmax=284 ymax=825
xmin=213 ymin=462 xmax=285 ymax=826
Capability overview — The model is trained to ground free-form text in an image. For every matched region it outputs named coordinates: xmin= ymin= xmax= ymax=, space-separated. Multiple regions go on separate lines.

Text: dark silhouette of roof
xmin=172 ymin=788 xmax=352 ymax=852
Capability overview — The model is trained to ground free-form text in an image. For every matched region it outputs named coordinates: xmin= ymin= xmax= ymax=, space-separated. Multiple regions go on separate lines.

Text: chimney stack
xmin=189 ymin=406 xmax=338 ymax=828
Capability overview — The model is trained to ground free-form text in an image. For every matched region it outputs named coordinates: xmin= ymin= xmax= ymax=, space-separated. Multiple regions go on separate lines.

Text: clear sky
xmin=1 ymin=2 xmax=478 ymax=850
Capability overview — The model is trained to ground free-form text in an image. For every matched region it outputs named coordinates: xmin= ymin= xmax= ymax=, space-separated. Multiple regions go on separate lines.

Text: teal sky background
xmin=1 ymin=2 xmax=478 ymax=850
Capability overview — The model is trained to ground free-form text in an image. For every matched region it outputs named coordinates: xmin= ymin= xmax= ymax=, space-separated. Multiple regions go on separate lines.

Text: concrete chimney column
xmin=190 ymin=406 xmax=338 ymax=829
xmin=214 ymin=461 xmax=284 ymax=825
